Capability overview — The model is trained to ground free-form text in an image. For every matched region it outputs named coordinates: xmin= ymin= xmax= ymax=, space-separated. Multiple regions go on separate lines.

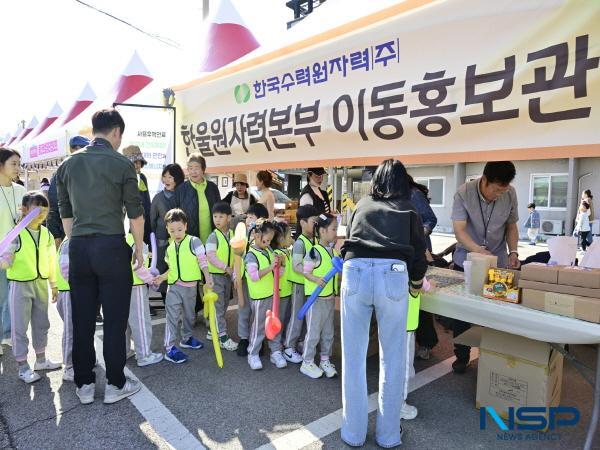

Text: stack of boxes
xmin=520 ymin=263 xmax=600 ymax=323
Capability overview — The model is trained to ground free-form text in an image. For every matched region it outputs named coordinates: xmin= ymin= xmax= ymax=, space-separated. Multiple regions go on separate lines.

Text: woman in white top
xmin=256 ymin=170 xmax=275 ymax=219
xmin=0 ymin=148 xmax=27 ymax=349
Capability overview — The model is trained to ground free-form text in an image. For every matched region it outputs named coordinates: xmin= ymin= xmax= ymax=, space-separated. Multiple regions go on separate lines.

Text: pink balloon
xmin=150 ymin=232 xmax=158 ymax=271
xmin=0 ymin=207 xmax=41 ymax=254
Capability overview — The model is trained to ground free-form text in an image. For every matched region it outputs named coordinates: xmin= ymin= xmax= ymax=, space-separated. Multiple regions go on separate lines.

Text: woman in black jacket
xmin=340 ymin=159 xmax=427 ymax=448
xmin=175 ymin=154 xmax=221 ymax=243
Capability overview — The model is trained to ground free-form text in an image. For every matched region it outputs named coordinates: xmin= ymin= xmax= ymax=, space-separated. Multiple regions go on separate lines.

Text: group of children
xmin=0 ymin=191 xmax=341 ymax=383
xmin=153 ymin=201 xmax=341 ymax=379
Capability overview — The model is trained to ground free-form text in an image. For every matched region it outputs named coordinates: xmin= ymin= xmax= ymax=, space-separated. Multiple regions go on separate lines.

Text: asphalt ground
xmin=0 ymin=236 xmax=597 ymax=449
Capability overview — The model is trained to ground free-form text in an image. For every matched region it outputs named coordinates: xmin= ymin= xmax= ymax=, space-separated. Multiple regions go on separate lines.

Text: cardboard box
xmin=520 ymin=263 xmax=562 ymax=284
xmin=482 ymin=268 xmax=520 ymax=303
xmin=518 ymin=279 xmax=600 ymax=299
xmin=521 ymin=289 xmax=600 ymax=323
xmin=457 ymin=328 xmax=563 ymax=422
xmin=558 ymin=266 xmax=600 ymax=289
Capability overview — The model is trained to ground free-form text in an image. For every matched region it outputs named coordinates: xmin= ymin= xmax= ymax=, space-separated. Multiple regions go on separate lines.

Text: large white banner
xmin=173 ymin=0 xmax=600 ymax=171
xmin=116 ymin=105 xmax=175 ymax=197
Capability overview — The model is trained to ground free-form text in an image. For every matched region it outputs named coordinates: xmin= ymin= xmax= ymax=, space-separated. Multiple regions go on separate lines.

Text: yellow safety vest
xmin=288 ymin=234 xmax=315 ymax=285
xmin=126 ymin=234 xmax=149 ymax=286
xmin=7 ymin=227 xmax=53 ymax=282
xmin=55 ymin=240 xmax=70 ymax=292
xmin=407 ymin=292 xmax=421 ymax=332
xmin=166 ymin=235 xmax=202 ymax=285
xmin=304 ymin=244 xmax=339 ymax=298
xmin=273 ymin=248 xmax=293 ymax=298
xmin=208 ymin=229 xmax=234 ymax=274
xmin=245 ymin=247 xmax=273 ymax=300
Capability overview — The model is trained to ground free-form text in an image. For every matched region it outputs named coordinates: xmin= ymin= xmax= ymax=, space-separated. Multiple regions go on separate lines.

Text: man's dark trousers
xmin=70 ymin=235 xmax=132 ymax=389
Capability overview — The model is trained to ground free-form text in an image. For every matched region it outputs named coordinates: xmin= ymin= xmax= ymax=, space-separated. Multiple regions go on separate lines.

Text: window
xmin=530 ymin=174 xmax=568 ymax=209
xmin=414 ymin=177 xmax=445 ymax=207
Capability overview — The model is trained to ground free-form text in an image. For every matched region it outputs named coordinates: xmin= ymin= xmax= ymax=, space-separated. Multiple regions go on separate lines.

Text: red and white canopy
xmin=199 ymin=0 xmax=260 ymax=72
xmin=30 ymin=102 xmax=62 ymax=140
xmin=114 ymin=51 xmax=153 ymax=104
xmin=14 ymin=117 xmax=38 ymax=144
xmin=62 ymin=83 xmax=96 ymax=126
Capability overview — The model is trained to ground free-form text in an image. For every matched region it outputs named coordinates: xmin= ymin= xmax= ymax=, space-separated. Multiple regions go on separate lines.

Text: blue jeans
xmin=0 ymin=269 xmax=10 ymax=340
xmin=341 ymin=258 xmax=409 ymax=448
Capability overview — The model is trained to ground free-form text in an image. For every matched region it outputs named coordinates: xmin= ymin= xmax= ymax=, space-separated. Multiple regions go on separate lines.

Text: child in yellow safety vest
xmin=205 ymin=202 xmax=238 ymax=352
xmin=301 ymin=213 xmax=340 ymax=379
xmin=272 ymin=221 xmax=294 ymax=350
xmin=283 ymin=204 xmax=319 ymax=364
xmin=153 ymin=209 xmax=213 ymax=364
xmin=125 ymin=233 xmax=163 ymax=367
xmin=244 ymin=219 xmax=287 ymax=370
xmin=0 ymin=192 xmax=61 ymax=383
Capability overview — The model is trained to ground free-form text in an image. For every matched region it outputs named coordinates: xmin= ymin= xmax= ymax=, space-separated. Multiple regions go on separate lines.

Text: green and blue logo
xmin=234 ymin=83 xmax=251 ymax=104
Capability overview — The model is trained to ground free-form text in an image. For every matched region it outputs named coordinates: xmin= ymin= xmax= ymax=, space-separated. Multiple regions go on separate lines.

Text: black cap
xmin=308 ymin=167 xmax=326 ymax=176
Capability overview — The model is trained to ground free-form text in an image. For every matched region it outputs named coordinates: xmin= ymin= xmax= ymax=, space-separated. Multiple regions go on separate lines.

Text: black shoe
xmin=237 ymin=339 xmax=249 ymax=357
xmin=95 ymin=314 xmax=103 ymax=326
xmin=452 ymin=359 xmax=468 ymax=374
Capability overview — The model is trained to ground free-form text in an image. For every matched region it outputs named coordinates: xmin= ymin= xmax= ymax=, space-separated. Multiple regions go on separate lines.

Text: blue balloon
xmin=297 ymin=256 xmax=343 ymax=320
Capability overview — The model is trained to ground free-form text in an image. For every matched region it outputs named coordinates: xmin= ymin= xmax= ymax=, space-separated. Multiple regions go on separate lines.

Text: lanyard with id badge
xmin=478 ymin=195 xmax=496 ymax=250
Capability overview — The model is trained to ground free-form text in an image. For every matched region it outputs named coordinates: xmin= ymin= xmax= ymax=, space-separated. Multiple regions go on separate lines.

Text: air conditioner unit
xmin=541 ymin=220 xmax=564 ymax=235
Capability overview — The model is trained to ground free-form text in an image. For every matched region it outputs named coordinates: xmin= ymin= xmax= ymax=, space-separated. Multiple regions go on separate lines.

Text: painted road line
xmin=256 ymin=350 xmax=480 ymax=450
xmin=93 ymin=335 xmax=205 ymax=450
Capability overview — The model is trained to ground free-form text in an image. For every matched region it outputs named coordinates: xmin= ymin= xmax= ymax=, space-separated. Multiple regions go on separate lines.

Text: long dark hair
xmin=0 ymin=148 xmax=20 ymax=166
xmin=370 ymin=159 xmax=410 ymax=200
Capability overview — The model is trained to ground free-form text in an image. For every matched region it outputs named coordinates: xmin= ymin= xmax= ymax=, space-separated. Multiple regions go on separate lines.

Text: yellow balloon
xmin=203 ymin=288 xmax=223 ymax=368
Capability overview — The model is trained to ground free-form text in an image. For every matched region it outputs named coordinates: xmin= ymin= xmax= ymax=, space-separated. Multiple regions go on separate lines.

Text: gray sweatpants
xmin=277 ymin=295 xmax=291 ymax=347
xmin=284 ymin=283 xmax=305 ymax=350
xmin=237 ymin=279 xmax=251 ymax=340
xmin=213 ymin=273 xmax=232 ymax=337
xmin=248 ymin=297 xmax=283 ymax=356
xmin=56 ymin=291 xmax=73 ymax=367
xmin=302 ymin=295 xmax=335 ymax=363
xmin=164 ymin=284 xmax=197 ymax=350
xmin=8 ymin=279 xmax=50 ymax=362
xmin=126 ymin=285 xmax=153 ymax=359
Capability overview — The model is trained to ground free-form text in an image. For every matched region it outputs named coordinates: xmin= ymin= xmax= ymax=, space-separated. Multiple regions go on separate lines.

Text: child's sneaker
xmin=283 ymin=348 xmax=303 ymax=364
xmin=401 ymin=402 xmax=418 ymax=420
xmin=1 ymin=338 xmax=11 ymax=346
xmin=62 ymin=366 xmax=74 ymax=382
xmin=300 ymin=361 xmax=323 ymax=379
xmin=206 ymin=331 xmax=212 ymax=341
xmin=19 ymin=366 xmax=41 ymax=384
xmin=248 ymin=354 xmax=263 ymax=370
xmin=220 ymin=337 xmax=238 ymax=352
xmin=180 ymin=336 xmax=204 ymax=349
xmin=137 ymin=352 xmax=164 ymax=367
xmin=270 ymin=351 xmax=288 ymax=369
xmin=165 ymin=347 xmax=188 ymax=364
xmin=319 ymin=360 xmax=338 ymax=378
xmin=237 ymin=339 xmax=249 ymax=357
xmin=34 ymin=359 xmax=62 ymax=371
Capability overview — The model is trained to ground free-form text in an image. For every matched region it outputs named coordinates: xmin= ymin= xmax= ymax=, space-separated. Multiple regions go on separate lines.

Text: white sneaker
xmin=137 ymin=352 xmax=164 ymax=367
xmin=1 ymin=338 xmax=11 ymax=346
xmin=401 ymin=402 xmax=418 ymax=420
xmin=126 ymin=350 xmax=136 ymax=360
xmin=62 ymin=367 xmax=74 ymax=382
xmin=76 ymin=383 xmax=95 ymax=405
xmin=270 ymin=351 xmax=288 ymax=369
xmin=300 ymin=361 xmax=323 ymax=379
xmin=220 ymin=338 xmax=239 ymax=352
xmin=416 ymin=347 xmax=431 ymax=360
xmin=248 ymin=355 xmax=263 ymax=370
xmin=283 ymin=348 xmax=303 ymax=364
xmin=34 ymin=359 xmax=62 ymax=371
xmin=319 ymin=360 xmax=338 ymax=378
xmin=206 ymin=331 xmax=212 ymax=341
xmin=104 ymin=377 xmax=142 ymax=404
xmin=18 ymin=367 xmax=41 ymax=384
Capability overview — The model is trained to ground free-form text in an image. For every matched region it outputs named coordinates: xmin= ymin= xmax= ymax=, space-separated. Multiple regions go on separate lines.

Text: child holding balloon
xmin=244 ymin=220 xmax=287 ymax=370
xmin=0 ymin=192 xmax=61 ymax=383
xmin=153 ymin=209 xmax=213 ymax=364
xmin=283 ymin=205 xmax=319 ymax=364
xmin=301 ymin=213 xmax=340 ymax=379
xmin=272 ymin=221 xmax=294 ymax=349
xmin=125 ymin=233 xmax=163 ymax=367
